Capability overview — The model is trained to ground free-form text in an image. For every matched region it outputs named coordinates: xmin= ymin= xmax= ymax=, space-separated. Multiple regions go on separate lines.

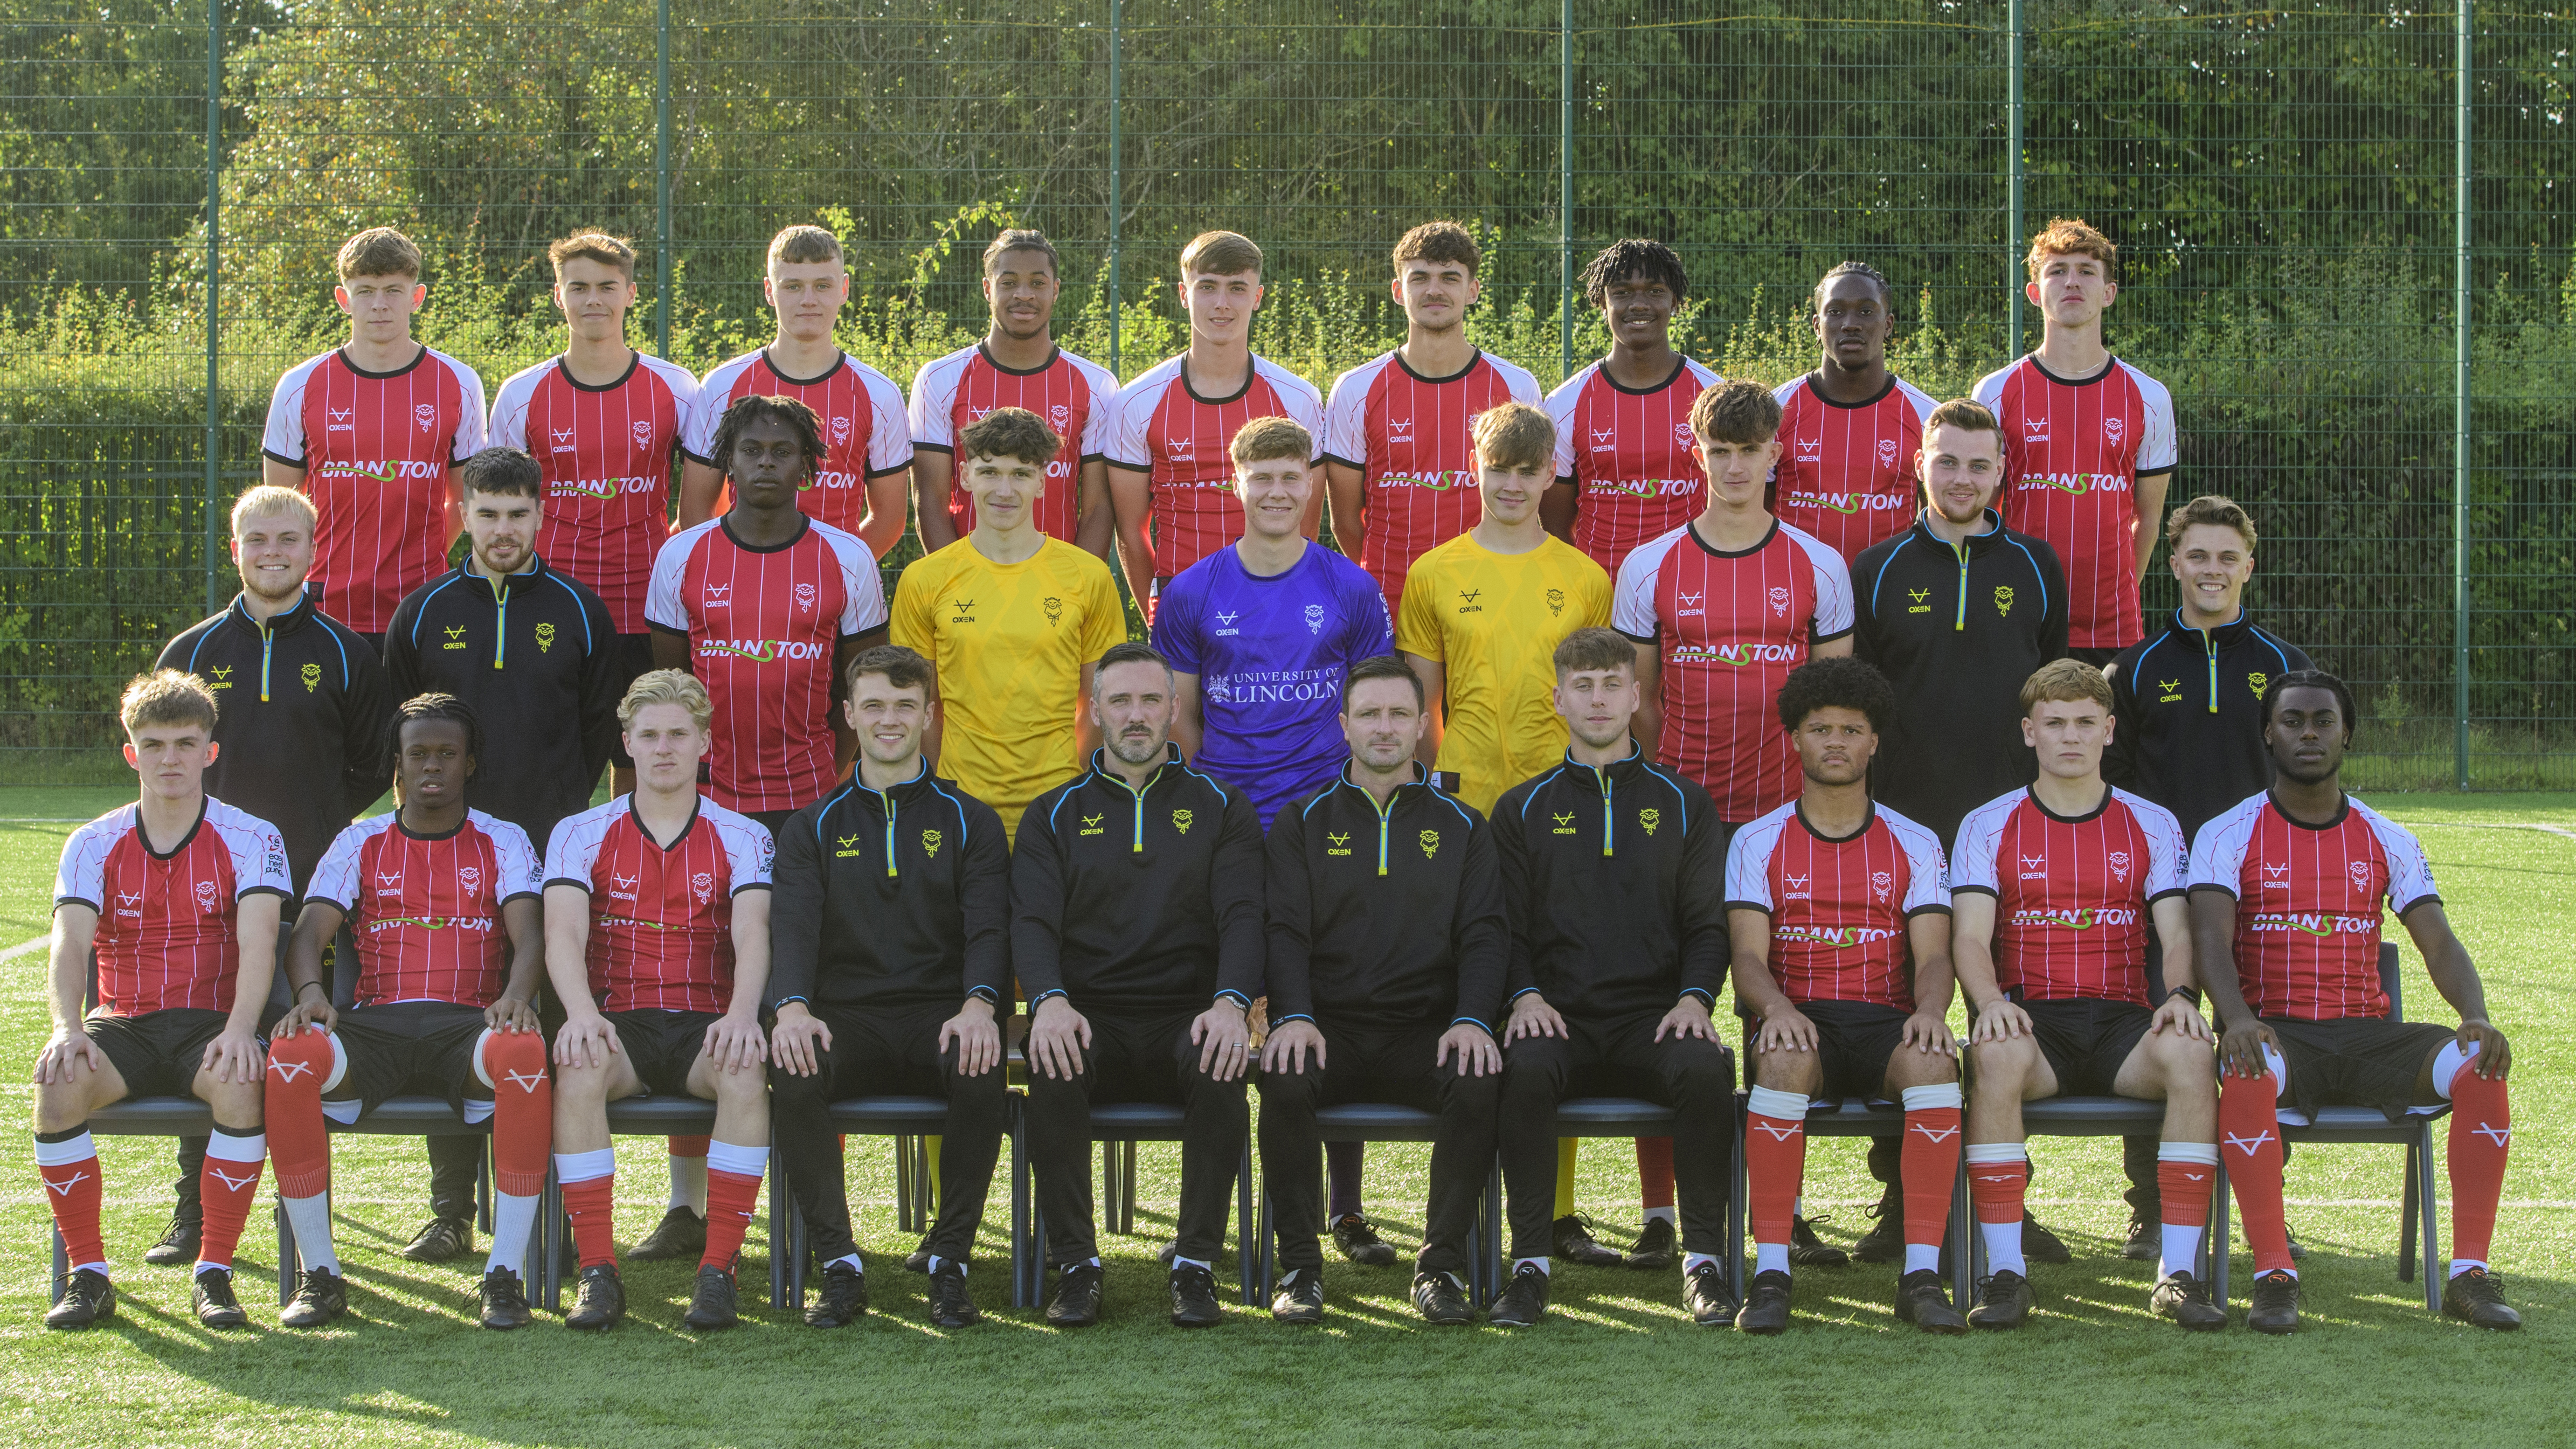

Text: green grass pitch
xmin=0 ymin=786 xmax=2566 ymax=1447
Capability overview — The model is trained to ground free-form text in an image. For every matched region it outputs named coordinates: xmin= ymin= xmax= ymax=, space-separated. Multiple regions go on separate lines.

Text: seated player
xmin=1726 ymin=657 xmax=1964 ymax=1334
xmin=34 ymin=671 xmax=288 ymax=1329
xmin=1016 ymin=642 xmax=1266 ymax=1328
xmin=1258 ymin=656 xmax=1506 ymax=1326
xmin=261 ymin=693 xmax=548 ymax=1330
xmin=2192 ymin=669 xmax=2518 ymax=1332
xmin=1949 ymin=660 xmax=2219 ymax=1330
xmin=544 ymin=670 xmax=776 ymax=1332
xmin=1493 ymin=628 xmax=1737 ymax=1328
xmin=769 ymin=645 xmax=1013 ymax=1329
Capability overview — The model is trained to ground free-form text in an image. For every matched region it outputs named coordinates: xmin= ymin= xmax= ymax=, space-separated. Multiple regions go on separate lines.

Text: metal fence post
xmin=2452 ymin=0 xmax=2473 ymax=787
xmin=202 ymin=0 xmax=223 ymax=613
xmin=1106 ymin=0 xmax=1123 ymax=375
xmin=1558 ymin=0 xmax=1573 ymax=380
xmin=655 ymin=0 xmax=672 ymax=359
xmin=2005 ymin=0 xmax=2025 ymax=359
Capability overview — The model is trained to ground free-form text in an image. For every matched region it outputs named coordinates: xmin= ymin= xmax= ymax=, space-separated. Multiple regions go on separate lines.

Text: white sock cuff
xmin=320 ymin=1098 xmax=362 ymax=1125
xmin=1643 ymin=1205 xmax=1676 ymax=1224
xmin=461 ymin=1099 xmax=495 ymax=1125
xmin=1514 ymin=1257 xmax=1550 ymax=1275
xmin=554 ymin=1147 xmax=616 ymax=1184
xmin=2158 ymin=1141 xmax=2220 ymax=1166
xmin=1173 ymin=1256 xmax=1213 ymax=1272
xmin=707 ymin=1140 xmax=768 ymax=1177
xmin=929 ymin=1256 xmax=964 ymax=1277
xmin=1682 ymin=1252 xmax=1719 ymax=1274
xmin=33 ymin=1131 xmax=97 ymax=1167
xmin=1901 ymin=1083 xmax=1963 ymax=1112
xmin=205 ymin=1129 xmax=266 ymax=1163
xmin=1964 ymin=1142 xmax=2027 ymax=1166
xmin=2259 ymin=1042 xmax=2288 ymax=1096
xmin=828 ymin=1253 xmax=864 ymax=1274
xmin=2448 ymin=1258 xmax=2487 ymax=1278
xmin=1747 ymin=1086 xmax=1808 ymax=1120
xmin=2430 ymin=1038 xmax=2478 ymax=1099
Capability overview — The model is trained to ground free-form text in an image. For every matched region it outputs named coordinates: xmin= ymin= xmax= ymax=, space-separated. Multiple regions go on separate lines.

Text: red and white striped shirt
xmin=1726 ymin=800 xmax=1948 ymax=1010
xmin=1767 ymin=373 xmax=1940 ymax=565
xmin=1320 ymin=349 xmax=1541 ymax=616
xmin=488 ymin=352 xmax=700 ymax=634
xmin=1612 ymin=519 xmax=1854 ymax=822
xmin=683 ymin=348 xmax=911 ymax=537
xmin=54 ymin=798 xmax=291 ymax=1015
xmin=1105 ymin=353 xmax=1324 ymax=581
xmin=645 ymin=516 xmax=883 ymax=814
xmin=544 ymin=796 xmax=773 ymax=1015
xmin=1971 ymin=356 xmax=2177 ymax=651
xmin=261 ymin=346 xmax=488 ymax=634
xmin=1950 ymin=785 xmax=2186 ymax=1006
xmin=306 ymin=810 xmax=539 ymax=1007
xmin=2189 ymin=792 xmax=2437 ymax=1021
xmin=1546 ymin=357 xmax=1724 ymax=576
xmin=908 ymin=342 xmax=1119 ymax=542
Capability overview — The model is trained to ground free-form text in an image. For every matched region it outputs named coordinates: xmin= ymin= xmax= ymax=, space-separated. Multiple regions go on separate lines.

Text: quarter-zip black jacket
xmin=1851 ymin=511 xmax=2069 ymax=845
xmin=1011 ymin=745 xmax=1266 ymax=1015
xmin=1264 ymin=762 xmax=1507 ymax=1035
xmin=2105 ymin=607 xmax=2312 ymax=842
xmin=157 ymin=592 xmax=393 ymax=892
xmin=1493 ymin=743 xmax=1729 ymax=1021
xmin=767 ymin=762 xmax=1011 ymax=1014
xmin=382 ymin=558 xmax=619 ymax=849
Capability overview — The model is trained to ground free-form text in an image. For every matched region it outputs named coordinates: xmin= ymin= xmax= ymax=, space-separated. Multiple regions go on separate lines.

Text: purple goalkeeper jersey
xmin=1152 ymin=542 xmax=1394 ymax=826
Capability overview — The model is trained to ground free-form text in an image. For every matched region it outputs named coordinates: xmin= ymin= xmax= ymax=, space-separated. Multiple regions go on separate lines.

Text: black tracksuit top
xmin=1851 ymin=511 xmax=2069 ymax=845
xmin=767 ymin=762 xmax=1012 ymax=1015
xmin=1263 ymin=761 xmax=1508 ymax=1035
xmin=1492 ymin=743 xmax=1730 ymax=1021
xmin=2105 ymin=607 xmax=2313 ymax=842
xmin=382 ymin=558 xmax=620 ymax=850
xmin=1010 ymin=745 xmax=1266 ymax=1016
xmin=156 ymin=592 xmax=393 ymax=893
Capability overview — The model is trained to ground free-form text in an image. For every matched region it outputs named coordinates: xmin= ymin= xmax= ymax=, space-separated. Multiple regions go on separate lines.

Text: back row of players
xmin=33 ymin=216 xmax=2518 ymax=1336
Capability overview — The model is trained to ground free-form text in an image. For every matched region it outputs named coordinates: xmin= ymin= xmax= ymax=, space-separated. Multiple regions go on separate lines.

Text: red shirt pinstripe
xmin=1950 ymin=785 xmax=2187 ymax=1006
xmin=1971 ymin=356 xmax=2177 ymax=651
xmin=1725 ymin=800 xmax=1949 ymax=1010
xmin=260 ymin=346 xmax=488 ymax=634
xmin=2188 ymin=792 xmax=2438 ymax=1021
xmin=1767 ymin=373 xmax=1939 ymax=565
xmin=1545 ymin=357 xmax=1724 ymax=576
xmin=645 ymin=516 xmax=884 ymax=814
xmin=683 ymin=348 xmax=912 ymax=537
xmin=1612 ymin=519 xmax=1855 ymax=822
xmin=1320 ymin=349 xmax=1541 ymax=616
xmin=488 ymin=352 xmax=699 ymax=634
xmin=305 ymin=809 xmax=539 ymax=1007
xmin=1105 ymin=353 xmax=1325 ymax=581
xmin=908 ymin=343 xmax=1119 ymax=541
xmin=53 ymin=798 xmax=292 ymax=1015
xmin=544 ymin=796 xmax=774 ymax=1015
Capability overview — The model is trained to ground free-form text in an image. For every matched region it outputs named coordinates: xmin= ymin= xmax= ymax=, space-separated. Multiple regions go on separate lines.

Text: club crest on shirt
xmin=1043 ymin=597 xmax=1063 ymax=627
xmin=1871 ymin=870 xmax=1893 ymax=902
xmin=1418 ymin=829 xmax=1439 ymax=858
xmin=1994 ymin=586 xmax=2014 ymax=618
xmin=1305 ymin=604 xmax=1326 ymax=635
xmin=301 ymin=662 xmax=322 ymax=692
xmin=2103 ymin=415 xmax=2126 ymax=443
xmin=1326 ymin=831 xmax=1351 ymax=856
xmin=2247 ymin=671 xmax=2269 ymax=700
xmin=1639 ymin=808 xmax=1660 ymax=836
xmin=415 ymin=403 xmax=437 ymax=433
xmin=1172 ymin=809 xmax=1194 ymax=836
xmin=1768 ymin=586 xmax=1791 ymax=618
xmin=1546 ymin=587 xmax=1566 ymax=618
xmin=922 ymin=829 xmax=943 ymax=859
xmin=793 ymin=582 xmax=817 ymax=614
xmin=193 ymin=879 xmax=221 ymax=913
xmin=633 ymin=418 xmax=656 ymax=447
xmin=534 ymin=622 xmax=556 ymax=653
xmin=2108 ymin=850 xmax=2132 ymax=882
xmin=457 ymin=866 xmax=482 ymax=899
xmin=2346 ymin=859 xmax=2373 ymax=895
xmin=829 ymin=414 xmax=853 ymax=447
xmin=1050 ymin=404 xmax=1071 ymax=431
xmin=690 ymin=871 xmax=714 ymax=904
xmin=1552 ymin=811 xmax=1577 ymax=836
xmin=1875 ymin=437 xmax=1900 ymax=468
xmin=1672 ymin=422 xmax=1697 ymax=447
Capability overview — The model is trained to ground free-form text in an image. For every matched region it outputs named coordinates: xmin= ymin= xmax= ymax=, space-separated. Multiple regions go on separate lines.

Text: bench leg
xmin=1124 ymin=1141 xmax=1140 ymax=1236
xmin=1236 ymin=1139 xmax=1257 ymax=1307
xmin=1258 ymin=1185 xmax=1275 ymax=1303
xmin=1949 ymin=1152 xmax=1973 ymax=1312
xmin=1726 ymin=1105 xmax=1747 ymax=1299
xmin=894 ymin=1135 xmax=916 ymax=1236
xmin=2400 ymin=1133 xmax=2420 ymax=1286
xmin=2212 ymin=1160 xmax=2232 ymax=1313
xmin=275 ymin=1196 xmax=297 ymax=1307
xmin=51 ymin=1225 xmax=67 ymax=1304
xmin=2415 ymin=1122 xmax=2442 ymax=1312
xmin=1009 ymin=1106 xmax=1033 ymax=1309
xmin=1481 ymin=1154 xmax=1504 ymax=1310
xmin=476 ymin=1138 xmax=494 ymax=1235
xmin=916 ymin=1136 xmax=937 ymax=1225
xmin=1098 ymin=1140 xmax=1119 ymax=1238
xmin=769 ymin=1157 xmax=791 ymax=1311
xmin=542 ymin=1169 xmax=565 ymax=1314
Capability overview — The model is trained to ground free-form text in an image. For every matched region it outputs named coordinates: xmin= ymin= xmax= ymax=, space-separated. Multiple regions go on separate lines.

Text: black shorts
xmin=611 ymin=1009 xmax=721 ymax=1096
xmin=606 ymin=634 xmax=656 ymax=767
xmin=1802 ymin=1000 xmax=1912 ymax=1104
xmin=2265 ymin=1015 xmax=2454 ymax=1124
xmin=85 ymin=1008 xmax=230 ymax=1099
xmin=2018 ymin=997 xmax=2156 ymax=1097
xmin=325 ymin=1000 xmax=496 ymax=1115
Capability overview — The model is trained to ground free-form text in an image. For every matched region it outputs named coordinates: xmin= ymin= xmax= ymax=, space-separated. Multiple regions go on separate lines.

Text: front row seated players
xmin=1016 ymin=641 xmax=1267 ymax=1328
xmin=2194 ymin=669 xmax=2518 ymax=1332
xmin=545 ymin=669 xmax=778 ymax=1332
xmin=768 ymin=646 xmax=1014 ymax=1330
xmin=1258 ymin=656 xmax=1506 ymax=1326
xmin=39 ymin=672 xmax=289 ymax=1330
xmin=262 ymin=694 xmax=550 ymax=1332
xmin=1729 ymin=656 xmax=1964 ymax=1334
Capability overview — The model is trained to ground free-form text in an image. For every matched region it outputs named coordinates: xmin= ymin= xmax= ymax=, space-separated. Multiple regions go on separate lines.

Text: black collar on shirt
xmin=1328 ymin=757 xmax=1445 ymax=808
xmin=719 ymin=512 xmax=812 ymax=555
xmin=1792 ymin=797 xmax=1876 ymax=844
xmin=1549 ymin=739 xmax=1656 ymax=795
xmin=2265 ymin=788 xmax=2352 ymax=833
xmin=837 ymin=758 xmax=944 ymax=812
xmin=1903 ymin=509 xmax=2007 ymax=558
xmin=2025 ymin=782 xmax=2115 ymax=826
xmin=2156 ymin=605 xmax=2259 ymax=651
xmin=336 ymin=343 xmax=428 ymax=381
xmin=976 ymin=341 xmax=1062 ymax=378
xmin=1393 ymin=349 xmax=1484 ymax=387
xmin=556 ymin=350 xmax=642 ymax=393
xmin=1082 ymin=742 xmax=1192 ymax=795
xmin=2023 ymin=353 xmax=2121 ymax=389
xmin=227 ymin=591 xmax=319 ymax=638
xmin=760 ymin=345 xmax=847 ymax=389
xmin=628 ymin=792 xmax=703 ymax=851
xmin=451 ymin=557 xmax=551 ymax=602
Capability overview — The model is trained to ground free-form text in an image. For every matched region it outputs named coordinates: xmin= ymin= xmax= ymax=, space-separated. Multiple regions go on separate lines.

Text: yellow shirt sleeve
xmin=889 ymin=551 xmax=938 ymax=654
xmin=1574 ymin=550 xmax=1613 ymax=628
xmin=1393 ymin=547 xmax=1445 ymax=661
xmin=1078 ymin=553 xmax=1127 ymax=662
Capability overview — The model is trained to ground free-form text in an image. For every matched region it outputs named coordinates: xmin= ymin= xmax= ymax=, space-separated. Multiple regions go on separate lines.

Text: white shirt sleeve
xmin=1723 ymin=814 xmax=1782 ymax=911
xmin=824 ymin=526 xmax=887 ymax=635
xmin=644 ymin=528 xmax=698 ymax=633
xmin=2134 ymin=368 xmax=2178 ymax=474
xmin=1948 ymin=798 xmax=2009 ymax=897
xmin=861 ymin=365 xmax=913 ymax=476
xmin=1103 ymin=371 xmax=1158 ymax=472
xmin=306 ymin=821 xmax=371 ymax=913
xmin=717 ymin=810 xmax=775 ymax=890
xmin=1789 ymin=525 xmax=1855 ymax=640
xmin=1320 ymin=363 xmax=1372 ymax=467
xmin=2360 ymin=805 xmax=2441 ymax=913
xmin=543 ymin=807 xmax=608 ymax=891
xmin=52 ymin=815 xmax=119 ymax=911
xmin=1497 ymin=357 xmax=1542 ymax=405
xmin=2133 ymin=795 xmax=2189 ymax=902
xmin=1544 ymin=371 xmax=1583 ymax=479
xmin=261 ymin=356 xmax=321 ymax=465
xmin=488 ymin=818 xmax=542 ymax=902
xmin=2187 ymin=799 xmax=2263 ymax=898
xmin=1611 ymin=530 xmax=1673 ymax=641
xmin=444 ymin=355 xmax=489 ymax=463
xmin=206 ymin=802 xmax=292 ymax=900
xmin=1896 ymin=819 xmax=1950 ymax=912
xmin=1075 ymin=355 xmax=1121 ymax=460
xmin=487 ymin=365 xmax=536 ymax=452
xmin=909 ymin=353 xmax=960 ymax=451
xmin=681 ymin=355 xmax=749 ymax=464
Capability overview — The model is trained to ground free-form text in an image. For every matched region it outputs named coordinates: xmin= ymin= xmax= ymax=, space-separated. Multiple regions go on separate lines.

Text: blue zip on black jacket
xmin=2105 ymin=607 xmax=2312 ymax=843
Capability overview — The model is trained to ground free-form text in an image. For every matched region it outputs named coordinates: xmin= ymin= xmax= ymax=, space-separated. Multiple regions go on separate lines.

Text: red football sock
xmin=700 ymin=1141 xmax=768 ymax=1274
xmin=2157 ymin=1159 xmax=2214 ymax=1229
xmin=1900 ymin=1087 xmax=1964 ymax=1251
xmin=196 ymin=1128 xmax=267 ymax=1271
xmin=1967 ymin=1150 xmax=2027 ymax=1225
xmin=2445 ymin=1067 xmax=2510 ymax=1267
xmin=560 ymin=1171 xmax=618 ymax=1270
xmin=670 ymin=1135 xmax=711 ymax=1157
xmin=34 ymin=1130 xmax=106 ymax=1271
xmin=2219 ymin=1070 xmax=2293 ymax=1274
xmin=481 ymin=1030 xmax=552 ymax=1198
xmin=1635 ymin=1136 xmax=1675 ymax=1211
xmin=1743 ymin=1088 xmax=1807 ymax=1249
xmin=264 ymin=1030 xmax=336 ymax=1200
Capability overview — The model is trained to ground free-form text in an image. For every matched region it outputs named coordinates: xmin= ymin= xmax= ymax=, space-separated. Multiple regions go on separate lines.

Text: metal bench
xmin=1249 ymin=1103 xmax=1506 ymax=1308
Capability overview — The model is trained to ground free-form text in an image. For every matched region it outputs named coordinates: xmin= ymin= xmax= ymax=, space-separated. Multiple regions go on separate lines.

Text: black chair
xmin=1250 ymin=1103 xmax=1505 ymax=1308
xmin=768 ymin=1096 xmax=1038 ymax=1311
xmin=1013 ymin=1102 xmax=1259 ymax=1307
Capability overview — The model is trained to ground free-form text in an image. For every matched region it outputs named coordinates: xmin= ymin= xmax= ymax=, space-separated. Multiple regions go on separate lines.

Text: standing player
xmin=1972 ymin=219 xmax=2176 ymax=664
xmin=1106 ymin=231 xmax=1325 ymax=615
xmin=260 ymin=226 xmax=488 ymax=641
xmin=1768 ymin=262 xmax=1939 ymax=565
xmin=2192 ymin=671 xmax=2519 ymax=1332
xmin=678 ymin=224 xmax=911 ymax=559
xmin=649 ymin=395 xmax=887 ymax=836
xmin=34 ymin=671 xmax=288 ymax=1329
xmin=1726 ymin=657 xmax=1963 ymax=1335
xmin=544 ymin=670 xmax=777 ymax=1332
xmin=259 ymin=694 xmax=550 ymax=1330
xmin=1542 ymin=238 xmax=1723 ymax=576
xmin=891 ymin=407 xmax=1127 ymax=841
xmin=911 ymin=228 xmax=1120 ymax=557
xmin=1949 ymin=661 xmax=2220 ymax=1330
xmin=1322 ymin=221 xmax=1542 ymax=618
